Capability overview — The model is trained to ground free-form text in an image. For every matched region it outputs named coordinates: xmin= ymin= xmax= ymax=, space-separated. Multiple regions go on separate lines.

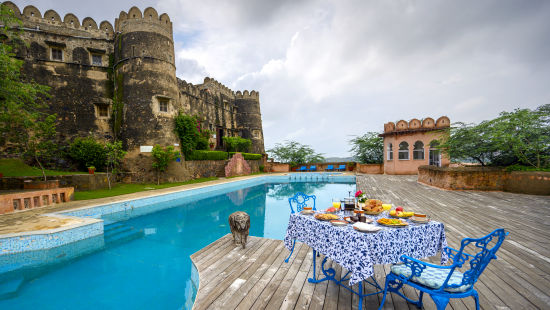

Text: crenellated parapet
xmin=235 ymin=90 xmax=260 ymax=101
xmin=115 ymin=6 xmax=172 ymax=39
xmin=178 ymin=79 xmax=203 ymax=98
xmin=201 ymin=77 xmax=236 ymax=98
xmin=2 ymin=1 xmax=114 ymax=39
xmin=383 ymin=116 xmax=450 ymax=134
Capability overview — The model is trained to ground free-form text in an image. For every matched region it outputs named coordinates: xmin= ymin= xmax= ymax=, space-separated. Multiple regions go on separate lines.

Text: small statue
xmin=228 ymin=211 xmax=250 ymax=249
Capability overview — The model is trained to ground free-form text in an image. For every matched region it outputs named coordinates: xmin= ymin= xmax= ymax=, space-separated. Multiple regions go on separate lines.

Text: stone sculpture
xmin=228 ymin=211 xmax=250 ymax=249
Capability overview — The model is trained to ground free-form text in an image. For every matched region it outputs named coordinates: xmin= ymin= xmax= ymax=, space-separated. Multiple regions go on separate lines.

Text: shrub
xmin=228 ymin=152 xmax=262 ymax=160
xmin=187 ymin=150 xmax=228 ymax=161
xmin=69 ymin=137 xmax=106 ymax=171
xmin=223 ymin=136 xmax=252 ymax=152
xmin=196 ymin=137 xmax=209 ymax=150
xmin=259 ymin=165 xmax=264 ymax=172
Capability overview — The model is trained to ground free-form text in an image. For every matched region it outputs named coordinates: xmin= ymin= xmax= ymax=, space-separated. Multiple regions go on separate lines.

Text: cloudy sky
xmin=11 ymin=0 xmax=550 ymax=157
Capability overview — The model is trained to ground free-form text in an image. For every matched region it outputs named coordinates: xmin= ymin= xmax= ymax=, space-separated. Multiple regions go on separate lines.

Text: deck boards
xmin=191 ymin=175 xmax=550 ymax=310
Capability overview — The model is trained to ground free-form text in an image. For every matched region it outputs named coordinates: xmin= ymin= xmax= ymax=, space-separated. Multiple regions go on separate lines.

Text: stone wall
xmin=266 ymin=163 xmax=290 ymax=172
xmin=123 ymin=155 xmax=261 ymax=183
xmin=0 ymin=174 xmax=109 ymax=191
xmin=4 ymin=2 xmax=265 ymax=158
xmin=356 ymin=163 xmax=383 ymax=174
xmin=418 ymin=165 xmax=550 ymax=195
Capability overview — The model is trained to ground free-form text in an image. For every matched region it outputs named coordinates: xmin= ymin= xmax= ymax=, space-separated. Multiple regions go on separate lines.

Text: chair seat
xmin=391 ymin=264 xmax=472 ymax=293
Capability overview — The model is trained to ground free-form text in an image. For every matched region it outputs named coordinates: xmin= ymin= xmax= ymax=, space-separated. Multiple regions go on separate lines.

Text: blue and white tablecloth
xmin=284 ymin=212 xmax=448 ymax=285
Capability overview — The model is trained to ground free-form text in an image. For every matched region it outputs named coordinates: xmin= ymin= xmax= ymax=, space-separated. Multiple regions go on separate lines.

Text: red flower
xmin=355 ymin=190 xmax=363 ymax=197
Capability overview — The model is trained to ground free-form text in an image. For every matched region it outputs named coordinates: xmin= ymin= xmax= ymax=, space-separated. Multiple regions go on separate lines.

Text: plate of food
xmin=325 ymin=207 xmax=338 ymax=214
xmin=353 ymin=222 xmax=382 ymax=233
xmin=377 ymin=218 xmax=409 ymax=227
xmin=389 ymin=207 xmax=414 ymax=218
xmin=362 ymin=199 xmax=384 ymax=215
xmin=330 ymin=220 xmax=348 ymax=227
xmin=300 ymin=210 xmax=315 ymax=215
xmin=315 ymin=213 xmax=339 ymax=221
xmin=410 ymin=215 xmax=430 ymax=224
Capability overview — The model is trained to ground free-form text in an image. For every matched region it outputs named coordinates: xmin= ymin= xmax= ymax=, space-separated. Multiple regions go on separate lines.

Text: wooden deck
xmin=191 ymin=175 xmax=550 ymax=310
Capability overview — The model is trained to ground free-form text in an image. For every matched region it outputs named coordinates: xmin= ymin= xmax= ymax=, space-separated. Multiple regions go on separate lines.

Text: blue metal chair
xmin=325 ymin=165 xmax=334 ymax=171
xmin=337 ymin=164 xmax=346 ymax=171
xmin=298 ymin=166 xmax=307 ymax=172
xmin=378 ymin=228 xmax=508 ymax=310
xmin=285 ymin=192 xmax=316 ymax=263
xmin=308 ymin=165 xmax=317 ymax=171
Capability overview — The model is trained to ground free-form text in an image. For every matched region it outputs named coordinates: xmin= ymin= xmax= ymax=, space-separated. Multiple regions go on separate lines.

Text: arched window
xmin=398 ymin=142 xmax=409 ymax=160
xmin=387 ymin=143 xmax=393 ymax=160
xmin=413 ymin=141 xmax=424 ymax=160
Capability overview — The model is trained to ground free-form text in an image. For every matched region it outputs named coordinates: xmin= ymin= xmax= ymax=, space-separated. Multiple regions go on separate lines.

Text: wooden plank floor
xmin=191 ymin=175 xmax=550 ymax=310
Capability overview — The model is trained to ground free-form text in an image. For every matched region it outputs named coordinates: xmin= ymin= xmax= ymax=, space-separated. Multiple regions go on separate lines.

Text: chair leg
xmin=430 ymin=295 xmax=450 ymax=310
xmin=417 ymin=291 xmax=424 ymax=309
xmin=378 ymin=277 xmax=391 ymax=310
xmin=473 ymin=290 xmax=480 ymax=310
xmin=285 ymin=239 xmax=296 ymax=263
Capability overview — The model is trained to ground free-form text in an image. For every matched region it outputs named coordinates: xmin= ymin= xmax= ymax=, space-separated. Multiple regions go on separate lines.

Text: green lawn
xmin=74 ymin=177 xmax=218 ymax=200
xmin=0 ymin=158 xmax=86 ymax=177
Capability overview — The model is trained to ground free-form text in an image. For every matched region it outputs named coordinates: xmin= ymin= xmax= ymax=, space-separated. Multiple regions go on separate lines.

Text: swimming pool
xmin=0 ymin=176 xmax=355 ymax=309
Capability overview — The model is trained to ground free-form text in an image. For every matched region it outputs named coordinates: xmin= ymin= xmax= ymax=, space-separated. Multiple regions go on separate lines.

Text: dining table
xmin=284 ymin=210 xmax=448 ymax=309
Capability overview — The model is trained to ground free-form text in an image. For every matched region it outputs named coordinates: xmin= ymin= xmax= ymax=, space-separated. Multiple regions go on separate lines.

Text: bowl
xmin=364 ymin=210 xmax=383 ymax=215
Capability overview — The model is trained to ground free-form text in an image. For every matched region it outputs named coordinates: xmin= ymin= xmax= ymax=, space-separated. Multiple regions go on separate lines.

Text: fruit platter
xmin=362 ymin=199 xmax=384 ymax=215
xmin=377 ymin=218 xmax=409 ymax=227
xmin=325 ymin=207 xmax=338 ymax=214
xmin=315 ymin=213 xmax=340 ymax=221
xmin=389 ymin=206 xmax=414 ymax=218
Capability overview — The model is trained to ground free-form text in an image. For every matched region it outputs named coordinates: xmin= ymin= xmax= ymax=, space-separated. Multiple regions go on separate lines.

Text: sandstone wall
xmin=418 ymin=165 xmax=550 ymax=195
xmin=0 ymin=174 xmax=109 ymax=191
xmin=123 ymin=155 xmax=261 ymax=183
xmin=356 ymin=163 xmax=383 ymax=174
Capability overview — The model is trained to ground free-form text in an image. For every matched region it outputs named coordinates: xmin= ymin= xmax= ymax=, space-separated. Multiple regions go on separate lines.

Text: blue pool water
xmin=0 ymin=180 xmax=355 ymax=309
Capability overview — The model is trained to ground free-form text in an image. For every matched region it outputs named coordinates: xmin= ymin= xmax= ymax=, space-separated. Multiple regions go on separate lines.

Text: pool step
xmin=103 ymin=223 xmax=143 ymax=246
xmin=0 ymin=276 xmax=24 ymax=300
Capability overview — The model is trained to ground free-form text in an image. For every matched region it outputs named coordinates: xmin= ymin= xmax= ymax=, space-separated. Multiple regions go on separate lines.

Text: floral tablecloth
xmin=284 ymin=212 xmax=448 ymax=285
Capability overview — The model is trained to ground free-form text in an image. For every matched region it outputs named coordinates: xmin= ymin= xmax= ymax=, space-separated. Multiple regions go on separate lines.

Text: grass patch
xmin=74 ymin=177 xmax=218 ymax=200
xmin=0 ymin=158 xmax=85 ymax=177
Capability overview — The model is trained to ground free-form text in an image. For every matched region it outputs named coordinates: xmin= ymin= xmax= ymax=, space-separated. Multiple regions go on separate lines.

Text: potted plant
xmin=88 ymin=166 xmax=96 ymax=174
xmin=347 ymin=162 xmax=356 ymax=171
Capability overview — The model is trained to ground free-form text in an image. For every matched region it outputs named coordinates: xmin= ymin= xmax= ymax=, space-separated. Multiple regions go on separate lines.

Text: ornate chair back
xmin=288 ymin=192 xmax=316 ymax=213
xmin=443 ymin=228 xmax=507 ymax=292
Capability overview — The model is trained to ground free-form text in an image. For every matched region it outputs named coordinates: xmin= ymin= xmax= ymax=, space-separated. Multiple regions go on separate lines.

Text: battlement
xmin=383 ymin=116 xmax=450 ymax=133
xmin=201 ymin=77 xmax=236 ymax=98
xmin=235 ymin=90 xmax=259 ymax=100
xmin=2 ymin=1 xmax=114 ymax=39
xmin=115 ymin=6 xmax=172 ymax=38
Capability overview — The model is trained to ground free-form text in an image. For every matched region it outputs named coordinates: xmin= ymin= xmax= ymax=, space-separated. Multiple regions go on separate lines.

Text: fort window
xmin=91 ymin=54 xmax=102 ymax=66
xmin=95 ymin=104 xmax=109 ymax=118
xmin=51 ymin=48 xmax=63 ymax=61
xmin=413 ymin=141 xmax=424 ymax=160
xmin=387 ymin=143 xmax=393 ymax=160
xmin=398 ymin=142 xmax=409 ymax=160
xmin=159 ymin=98 xmax=169 ymax=112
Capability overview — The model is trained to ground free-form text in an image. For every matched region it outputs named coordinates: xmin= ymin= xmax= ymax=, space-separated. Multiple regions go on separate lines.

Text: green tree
xmin=174 ymin=112 xmax=200 ymax=158
xmin=0 ymin=4 xmax=52 ymax=160
xmin=491 ymin=105 xmax=550 ymax=169
xmin=24 ymin=114 xmax=58 ymax=180
xmin=437 ymin=121 xmax=499 ymax=166
xmin=105 ymin=141 xmax=127 ymax=189
xmin=349 ymin=132 xmax=383 ymax=164
xmin=151 ymin=145 xmax=179 ymax=185
xmin=267 ymin=140 xmax=324 ymax=166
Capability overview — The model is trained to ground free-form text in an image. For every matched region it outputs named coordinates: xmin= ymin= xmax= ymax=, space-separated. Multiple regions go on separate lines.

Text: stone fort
xmin=2 ymin=2 xmax=265 ymax=156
